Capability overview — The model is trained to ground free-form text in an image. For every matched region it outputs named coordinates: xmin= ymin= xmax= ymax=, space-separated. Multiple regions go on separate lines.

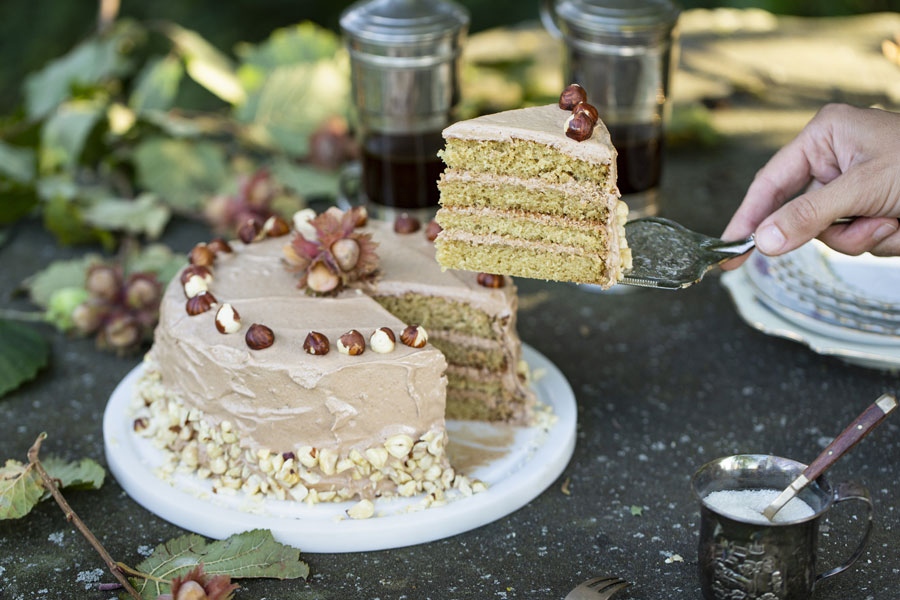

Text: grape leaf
xmin=0 ymin=320 xmax=49 ymax=399
xmin=41 ymin=456 xmax=105 ymax=493
xmin=133 ymin=138 xmax=227 ymax=212
xmin=82 ymin=194 xmax=172 ymax=239
xmin=0 ymin=460 xmax=43 ymax=519
xmin=133 ymin=529 xmax=309 ymax=599
xmin=21 ymin=254 xmax=101 ymax=309
xmin=130 ymin=55 xmax=185 ymax=115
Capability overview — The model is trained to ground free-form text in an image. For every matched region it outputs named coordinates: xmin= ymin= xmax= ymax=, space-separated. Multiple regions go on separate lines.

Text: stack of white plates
xmin=721 ymin=240 xmax=900 ymax=370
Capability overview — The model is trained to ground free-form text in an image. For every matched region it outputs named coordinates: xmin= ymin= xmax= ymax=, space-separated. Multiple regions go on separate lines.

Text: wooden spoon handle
xmin=803 ymin=393 xmax=897 ymax=482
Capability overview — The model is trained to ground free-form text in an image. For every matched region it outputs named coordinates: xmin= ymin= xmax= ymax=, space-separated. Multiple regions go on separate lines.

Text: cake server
xmin=621 ymin=216 xmax=854 ymax=290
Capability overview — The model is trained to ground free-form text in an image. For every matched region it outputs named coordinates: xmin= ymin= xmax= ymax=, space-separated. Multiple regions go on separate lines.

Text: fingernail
xmin=873 ymin=222 xmax=898 ymax=242
xmin=756 ymin=224 xmax=786 ymax=254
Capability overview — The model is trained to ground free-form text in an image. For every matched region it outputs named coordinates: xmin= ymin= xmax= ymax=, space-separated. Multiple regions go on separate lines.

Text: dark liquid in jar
xmin=607 ymin=123 xmax=663 ymax=195
xmin=361 ymin=131 xmax=444 ymax=209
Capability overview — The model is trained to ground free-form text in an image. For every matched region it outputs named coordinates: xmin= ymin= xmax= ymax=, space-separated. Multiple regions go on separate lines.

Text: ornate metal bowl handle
xmin=540 ymin=0 xmax=564 ymax=39
xmin=815 ymin=481 xmax=874 ymax=584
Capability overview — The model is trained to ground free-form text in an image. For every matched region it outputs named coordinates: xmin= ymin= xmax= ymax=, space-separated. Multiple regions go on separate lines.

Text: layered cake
xmin=132 ymin=208 xmax=534 ymax=515
xmin=435 ymin=85 xmax=632 ymax=288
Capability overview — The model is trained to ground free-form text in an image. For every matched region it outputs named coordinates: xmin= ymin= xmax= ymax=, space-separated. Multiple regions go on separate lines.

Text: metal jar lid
xmin=546 ymin=0 xmax=679 ymax=48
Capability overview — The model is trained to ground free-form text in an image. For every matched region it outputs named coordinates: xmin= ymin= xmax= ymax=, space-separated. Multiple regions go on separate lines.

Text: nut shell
xmin=207 ymin=238 xmax=233 ymax=254
xmin=263 ymin=215 xmax=291 ymax=237
xmin=303 ymin=331 xmax=330 ymax=355
xmin=425 ymin=219 xmax=442 ymax=242
xmin=189 ymin=243 xmax=215 ymax=267
xmin=215 ymin=303 xmax=241 ymax=334
xmin=394 ymin=213 xmax=421 ymax=234
xmin=564 ymin=112 xmax=594 ymax=142
xmin=400 ymin=325 xmax=428 ymax=348
xmin=337 ymin=329 xmax=366 ymax=355
xmin=477 ymin=273 xmax=505 ymax=288
xmin=573 ymin=101 xmax=599 ymax=125
xmin=559 ymin=83 xmax=587 ymax=110
xmin=186 ymin=291 xmax=217 ymax=315
xmin=245 ymin=323 xmax=275 ymax=350
xmin=180 ymin=264 xmax=212 ymax=285
xmin=370 ymin=327 xmax=396 ymax=354
xmin=238 ymin=218 xmax=262 ymax=244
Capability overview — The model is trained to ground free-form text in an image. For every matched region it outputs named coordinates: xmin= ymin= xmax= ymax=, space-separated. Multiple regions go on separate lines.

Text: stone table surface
xmin=3 ymin=42 xmax=900 ymax=600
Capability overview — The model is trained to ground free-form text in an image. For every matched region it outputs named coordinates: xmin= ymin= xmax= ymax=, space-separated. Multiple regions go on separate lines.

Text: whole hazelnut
xmin=394 ymin=213 xmax=421 ymax=234
xmin=189 ymin=243 xmax=215 ymax=267
xmin=331 ymin=238 xmax=360 ymax=271
xmin=183 ymin=274 xmax=209 ymax=299
xmin=174 ymin=580 xmax=207 ymax=600
xmin=186 ymin=291 xmax=217 ymax=315
xmin=307 ymin=261 xmax=340 ymax=293
xmin=400 ymin=325 xmax=428 ymax=348
xmin=350 ymin=206 xmax=368 ymax=227
xmin=370 ymin=327 xmax=396 ymax=354
xmin=208 ymin=238 xmax=233 ymax=254
xmin=245 ymin=323 xmax=275 ymax=350
xmin=337 ymin=329 xmax=365 ymax=355
xmin=573 ymin=101 xmax=599 ymax=125
xmin=425 ymin=219 xmax=442 ymax=242
xmin=263 ymin=215 xmax=291 ymax=237
xmin=564 ymin=112 xmax=594 ymax=142
xmin=215 ymin=303 xmax=241 ymax=334
xmin=180 ymin=265 xmax=212 ymax=286
xmin=477 ymin=273 xmax=505 ymax=288
xmin=559 ymin=83 xmax=587 ymax=110
xmin=85 ymin=265 xmax=121 ymax=302
xmin=303 ymin=331 xmax=330 ymax=355
xmin=238 ymin=218 xmax=262 ymax=244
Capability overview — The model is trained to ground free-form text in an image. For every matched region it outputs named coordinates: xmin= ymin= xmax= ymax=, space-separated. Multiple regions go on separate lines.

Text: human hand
xmin=721 ymin=103 xmax=900 ymax=270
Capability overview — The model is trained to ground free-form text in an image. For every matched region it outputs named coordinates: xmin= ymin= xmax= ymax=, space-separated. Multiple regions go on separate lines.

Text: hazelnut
xmin=573 ymin=101 xmax=599 ymax=125
xmin=207 ymin=238 xmax=233 ymax=254
xmin=124 ymin=274 xmax=160 ymax=310
xmin=174 ymin=580 xmax=206 ymax=600
xmin=303 ymin=331 xmax=330 ymax=355
xmin=186 ymin=291 xmax=217 ymax=315
xmin=215 ymin=303 xmax=241 ymax=334
xmin=307 ymin=261 xmax=340 ymax=293
xmin=85 ymin=265 xmax=121 ymax=302
xmin=189 ymin=243 xmax=215 ymax=267
xmin=183 ymin=274 xmax=210 ymax=298
xmin=564 ymin=112 xmax=594 ymax=142
xmin=238 ymin=218 xmax=262 ymax=244
xmin=477 ymin=273 xmax=505 ymax=288
xmin=133 ymin=417 xmax=149 ymax=432
xmin=400 ymin=325 xmax=428 ymax=348
xmin=263 ymin=215 xmax=291 ymax=237
xmin=245 ymin=323 xmax=275 ymax=350
xmin=394 ymin=213 xmax=421 ymax=234
xmin=180 ymin=265 xmax=212 ymax=286
xmin=350 ymin=206 xmax=368 ymax=227
xmin=331 ymin=238 xmax=360 ymax=271
xmin=370 ymin=327 xmax=396 ymax=354
xmin=337 ymin=329 xmax=365 ymax=355
xmin=559 ymin=83 xmax=587 ymax=110
xmin=292 ymin=208 xmax=318 ymax=240
xmin=425 ymin=219 xmax=442 ymax=242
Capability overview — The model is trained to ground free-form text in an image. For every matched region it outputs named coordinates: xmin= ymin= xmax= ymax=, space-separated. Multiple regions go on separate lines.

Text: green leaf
xmin=629 ymin=505 xmax=644 ymax=517
xmin=133 ymin=138 xmax=227 ymax=212
xmin=133 ymin=529 xmax=309 ymax=599
xmin=40 ymin=101 xmax=104 ymax=173
xmin=0 ymin=186 xmax=38 ymax=225
xmin=236 ymin=21 xmax=340 ymax=76
xmin=130 ymin=55 xmax=185 ymax=115
xmin=45 ymin=287 xmax=90 ymax=331
xmin=82 ymin=193 xmax=171 ymax=239
xmin=22 ymin=254 xmax=101 ymax=308
xmin=139 ymin=110 xmax=203 ymax=138
xmin=0 ymin=320 xmax=49 ymax=399
xmin=0 ymin=460 xmax=44 ymax=519
xmin=125 ymin=244 xmax=186 ymax=283
xmin=41 ymin=456 xmax=105 ymax=493
xmin=0 ymin=140 xmax=36 ymax=184
xmin=271 ymin=159 xmax=339 ymax=198
xmin=162 ymin=23 xmax=245 ymax=105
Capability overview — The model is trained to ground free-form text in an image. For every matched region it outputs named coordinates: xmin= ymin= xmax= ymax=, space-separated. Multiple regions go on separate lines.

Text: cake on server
xmin=435 ymin=85 xmax=632 ymax=289
xmin=132 ymin=208 xmax=534 ymax=515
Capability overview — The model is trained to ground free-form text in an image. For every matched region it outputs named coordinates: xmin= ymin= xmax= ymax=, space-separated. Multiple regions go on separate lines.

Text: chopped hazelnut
xmin=400 ymin=325 xmax=428 ymax=348
xmin=337 ymin=329 xmax=365 ymax=355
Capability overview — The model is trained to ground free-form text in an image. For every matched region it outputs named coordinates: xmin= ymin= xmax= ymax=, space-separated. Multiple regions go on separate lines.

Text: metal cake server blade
xmin=621 ymin=217 xmax=755 ymax=290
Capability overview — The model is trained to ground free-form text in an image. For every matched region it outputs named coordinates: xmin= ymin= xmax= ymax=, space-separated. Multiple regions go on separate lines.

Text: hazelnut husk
xmin=425 ymin=219 xmax=442 ymax=242
xmin=394 ymin=213 xmax=421 ymax=234
xmin=186 ymin=291 xmax=217 ymax=315
xmin=303 ymin=331 xmax=330 ymax=355
xmin=477 ymin=273 xmax=505 ymax=288
xmin=189 ymin=243 xmax=215 ymax=267
xmin=400 ymin=325 xmax=428 ymax=348
xmin=564 ymin=112 xmax=594 ymax=142
xmin=263 ymin=215 xmax=291 ymax=237
xmin=559 ymin=83 xmax=587 ymax=110
xmin=573 ymin=101 xmax=599 ymax=125
xmin=238 ymin=218 xmax=262 ymax=244
xmin=337 ymin=329 xmax=366 ymax=355
xmin=331 ymin=238 xmax=361 ymax=271
xmin=208 ymin=238 xmax=233 ymax=255
xmin=180 ymin=265 xmax=212 ymax=286
xmin=245 ymin=323 xmax=275 ymax=350
xmin=214 ymin=303 xmax=241 ymax=334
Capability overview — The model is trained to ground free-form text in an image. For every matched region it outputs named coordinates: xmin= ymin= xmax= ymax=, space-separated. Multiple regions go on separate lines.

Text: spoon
xmin=763 ymin=393 xmax=897 ymax=521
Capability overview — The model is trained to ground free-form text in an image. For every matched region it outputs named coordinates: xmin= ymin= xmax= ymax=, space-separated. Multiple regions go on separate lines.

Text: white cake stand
xmin=103 ymin=344 xmax=576 ymax=553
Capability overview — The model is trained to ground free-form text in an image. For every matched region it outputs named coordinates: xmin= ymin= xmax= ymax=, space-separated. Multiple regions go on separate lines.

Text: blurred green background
xmin=1 ymin=0 xmax=895 ymax=114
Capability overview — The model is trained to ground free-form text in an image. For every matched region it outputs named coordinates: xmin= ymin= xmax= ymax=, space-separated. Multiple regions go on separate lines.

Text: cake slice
xmin=435 ymin=100 xmax=632 ymax=288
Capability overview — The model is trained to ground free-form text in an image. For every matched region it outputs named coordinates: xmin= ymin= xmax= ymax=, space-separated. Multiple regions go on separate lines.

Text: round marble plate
xmin=722 ymin=268 xmax=900 ymax=371
xmin=103 ymin=344 xmax=576 ymax=553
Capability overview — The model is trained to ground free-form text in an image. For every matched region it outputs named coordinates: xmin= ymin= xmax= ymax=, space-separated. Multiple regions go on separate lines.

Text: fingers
xmin=817 ymin=217 xmax=900 ymax=255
